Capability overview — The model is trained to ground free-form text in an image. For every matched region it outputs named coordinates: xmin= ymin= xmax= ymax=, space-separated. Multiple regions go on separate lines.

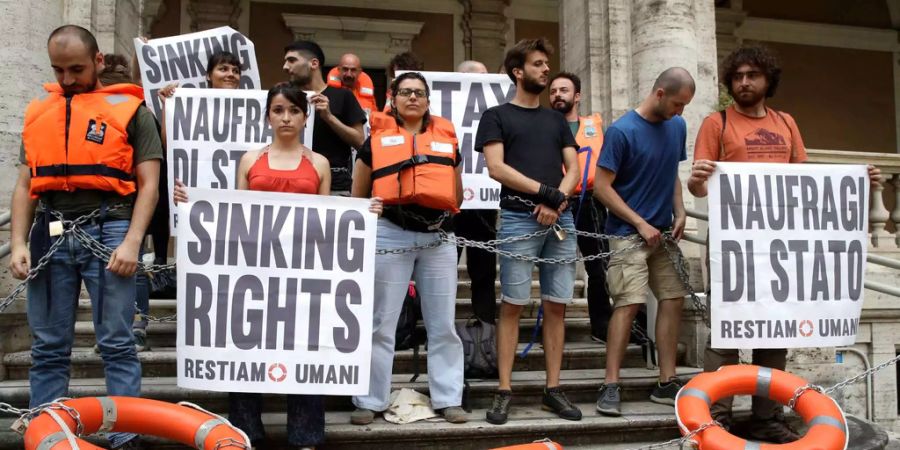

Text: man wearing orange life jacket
xmin=326 ymin=53 xmax=378 ymax=114
xmin=549 ymin=72 xmax=612 ymax=345
xmin=9 ymin=25 xmax=162 ymax=450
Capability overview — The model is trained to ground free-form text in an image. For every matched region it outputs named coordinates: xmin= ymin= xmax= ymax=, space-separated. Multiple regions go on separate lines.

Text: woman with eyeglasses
xmin=349 ymin=71 xmax=467 ymax=425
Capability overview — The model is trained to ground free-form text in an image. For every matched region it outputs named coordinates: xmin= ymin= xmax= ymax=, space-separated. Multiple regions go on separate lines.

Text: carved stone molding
xmin=459 ymin=0 xmax=509 ymax=65
xmin=282 ymin=13 xmax=425 ymax=67
xmin=715 ymin=6 xmax=747 ymax=64
xmin=187 ymin=0 xmax=241 ymax=31
xmin=142 ymin=0 xmax=166 ymax=36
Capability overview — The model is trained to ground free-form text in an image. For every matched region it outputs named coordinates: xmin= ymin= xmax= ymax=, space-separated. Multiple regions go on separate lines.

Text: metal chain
xmin=213 ymin=437 xmax=251 ymax=449
xmin=661 ymin=236 xmax=709 ymax=325
xmin=826 ymin=352 xmax=900 ymax=394
xmin=621 ymin=420 xmax=721 ymax=450
xmin=787 ymin=384 xmax=825 ymax=410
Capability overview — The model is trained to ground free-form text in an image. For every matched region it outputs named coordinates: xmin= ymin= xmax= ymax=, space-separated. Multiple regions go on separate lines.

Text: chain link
xmin=621 ymin=420 xmax=720 ymax=450
xmin=661 ymin=236 xmax=708 ymax=325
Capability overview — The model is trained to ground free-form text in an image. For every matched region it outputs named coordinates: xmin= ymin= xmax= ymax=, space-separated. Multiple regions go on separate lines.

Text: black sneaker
xmin=113 ymin=437 xmax=144 ymax=449
xmin=596 ymin=383 xmax=621 ymax=416
xmin=650 ymin=376 xmax=684 ymax=406
xmin=745 ymin=414 xmax=800 ymax=443
xmin=541 ymin=387 xmax=582 ymax=421
xmin=486 ymin=390 xmax=512 ymax=425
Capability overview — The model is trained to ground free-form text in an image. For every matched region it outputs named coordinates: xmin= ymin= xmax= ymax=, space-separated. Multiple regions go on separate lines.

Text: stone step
xmin=0 ymin=367 xmax=701 ymax=413
xmin=2 ymin=342 xmax=677 ymax=381
xmin=70 ymin=318 xmax=598 ymax=348
xmin=0 ymin=399 xmax=684 ymax=449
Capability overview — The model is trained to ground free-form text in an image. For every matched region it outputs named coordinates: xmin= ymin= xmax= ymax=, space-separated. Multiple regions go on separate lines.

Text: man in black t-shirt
xmin=474 ymin=38 xmax=581 ymax=425
xmin=283 ymin=40 xmax=367 ymax=194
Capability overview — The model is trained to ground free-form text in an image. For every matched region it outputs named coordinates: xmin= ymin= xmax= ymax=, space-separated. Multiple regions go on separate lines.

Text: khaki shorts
xmin=606 ymin=235 xmax=690 ymax=308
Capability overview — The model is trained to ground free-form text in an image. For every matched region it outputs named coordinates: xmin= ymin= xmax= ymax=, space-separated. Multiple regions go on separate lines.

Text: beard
xmin=342 ymin=75 xmax=356 ymax=88
xmin=521 ymin=74 xmax=546 ymax=95
xmin=732 ymin=88 xmax=765 ymax=107
xmin=552 ymin=98 xmax=574 ymax=115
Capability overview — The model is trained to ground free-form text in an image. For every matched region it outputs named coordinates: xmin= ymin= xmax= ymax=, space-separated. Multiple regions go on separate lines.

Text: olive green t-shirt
xmin=20 ymin=105 xmax=163 ymax=220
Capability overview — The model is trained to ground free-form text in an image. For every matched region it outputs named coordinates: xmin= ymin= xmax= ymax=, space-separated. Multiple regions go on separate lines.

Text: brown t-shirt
xmin=694 ymin=105 xmax=807 ymax=163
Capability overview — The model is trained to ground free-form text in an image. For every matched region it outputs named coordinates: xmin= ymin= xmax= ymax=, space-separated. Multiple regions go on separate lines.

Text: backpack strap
xmin=771 ymin=108 xmax=796 ymax=160
xmin=718 ymin=109 xmax=727 ymax=161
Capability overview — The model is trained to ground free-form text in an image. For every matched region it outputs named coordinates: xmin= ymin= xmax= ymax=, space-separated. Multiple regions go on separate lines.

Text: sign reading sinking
xmin=176 ymin=188 xmax=376 ymax=395
xmin=401 ymin=71 xmax=516 ymax=209
xmin=134 ymin=26 xmax=262 ymax=118
xmin=709 ymin=162 xmax=869 ymax=349
xmin=166 ymin=88 xmax=314 ymax=231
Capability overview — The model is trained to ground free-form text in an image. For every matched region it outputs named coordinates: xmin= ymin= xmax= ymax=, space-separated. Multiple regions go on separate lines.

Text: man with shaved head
xmin=594 ymin=67 xmax=694 ymax=416
xmin=457 ymin=60 xmax=488 ymax=74
xmin=9 ymin=25 xmax=161 ymax=449
xmin=326 ymin=52 xmax=377 ymax=113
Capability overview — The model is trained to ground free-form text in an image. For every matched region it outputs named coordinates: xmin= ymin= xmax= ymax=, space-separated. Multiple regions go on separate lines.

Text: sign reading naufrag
xmin=403 ymin=71 xmax=516 ymax=209
xmin=176 ymin=188 xmax=376 ymax=395
xmin=134 ymin=26 xmax=262 ymax=118
xmin=709 ymin=162 xmax=869 ymax=349
xmin=165 ymin=88 xmax=314 ymax=230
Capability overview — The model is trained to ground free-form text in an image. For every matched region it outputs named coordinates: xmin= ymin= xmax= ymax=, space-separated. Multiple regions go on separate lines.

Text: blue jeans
xmin=497 ymin=209 xmax=577 ymax=304
xmin=27 ymin=219 xmax=141 ymax=448
xmin=353 ymin=218 xmax=464 ymax=411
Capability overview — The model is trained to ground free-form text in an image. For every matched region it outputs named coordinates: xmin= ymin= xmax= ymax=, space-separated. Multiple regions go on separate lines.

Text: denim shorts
xmin=497 ymin=209 xmax=577 ymax=305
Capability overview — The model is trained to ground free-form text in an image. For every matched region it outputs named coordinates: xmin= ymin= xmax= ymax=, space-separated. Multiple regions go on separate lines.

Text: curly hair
xmin=99 ymin=53 xmax=133 ymax=85
xmin=722 ymin=45 xmax=781 ymax=98
xmin=387 ymin=52 xmax=424 ymax=79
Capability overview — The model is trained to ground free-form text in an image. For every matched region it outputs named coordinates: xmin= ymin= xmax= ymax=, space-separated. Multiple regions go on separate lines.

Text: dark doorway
xmin=323 ymin=66 xmax=387 ymax=111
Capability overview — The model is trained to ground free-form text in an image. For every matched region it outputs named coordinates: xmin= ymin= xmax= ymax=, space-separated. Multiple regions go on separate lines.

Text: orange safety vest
xmin=23 ymin=83 xmax=144 ymax=198
xmin=369 ymin=110 xmax=397 ymax=133
xmin=371 ymin=115 xmax=459 ymax=212
xmin=327 ymin=67 xmax=377 ymax=113
xmin=571 ymin=113 xmax=603 ymax=194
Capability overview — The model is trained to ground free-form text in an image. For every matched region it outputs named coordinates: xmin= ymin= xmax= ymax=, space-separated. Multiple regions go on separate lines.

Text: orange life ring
xmin=491 ymin=439 xmax=563 ymax=450
xmin=676 ymin=364 xmax=847 ymax=450
xmin=23 ymin=397 xmax=250 ymax=449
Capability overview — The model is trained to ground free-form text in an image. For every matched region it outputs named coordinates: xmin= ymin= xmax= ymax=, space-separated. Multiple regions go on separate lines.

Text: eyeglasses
xmin=396 ymin=88 xmax=428 ymax=98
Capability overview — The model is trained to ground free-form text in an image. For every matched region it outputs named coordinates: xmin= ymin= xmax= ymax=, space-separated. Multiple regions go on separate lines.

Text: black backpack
xmin=456 ymin=317 xmax=498 ymax=379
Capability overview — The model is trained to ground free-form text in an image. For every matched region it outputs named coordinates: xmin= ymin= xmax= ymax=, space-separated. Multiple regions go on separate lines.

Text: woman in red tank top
xmin=175 ymin=83 xmax=382 ymax=450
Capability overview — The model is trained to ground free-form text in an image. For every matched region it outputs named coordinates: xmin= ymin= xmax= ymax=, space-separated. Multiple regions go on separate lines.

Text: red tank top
xmin=247 ymin=151 xmax=320 ymax=194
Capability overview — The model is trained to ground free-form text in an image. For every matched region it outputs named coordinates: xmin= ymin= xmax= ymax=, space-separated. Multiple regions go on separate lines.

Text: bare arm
xmin=687 ymin=159 xmax=716 ymax=198
xmin=558 ymin=145 xmax=579 ymax=196
xmin=311 ymin=93 xmax=365 ymax=148
xmin=311 ymin=152 xmax=331 ymax=195
xmin=672 ymin=174 xmax=686 ymax=240
xmin=351 ymin=158 xmax=372 ymax=198
xmin=8 ymin=165 xmax=37 ymax=279
xmin=107 ymin=159 xmax=160 ymax=276
xmin=594 ymin=167 xmax=661 ymax=247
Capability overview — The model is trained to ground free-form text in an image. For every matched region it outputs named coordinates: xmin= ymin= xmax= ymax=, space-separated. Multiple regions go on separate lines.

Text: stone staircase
xmin=0 ymin=263 xmax=706 ymax=449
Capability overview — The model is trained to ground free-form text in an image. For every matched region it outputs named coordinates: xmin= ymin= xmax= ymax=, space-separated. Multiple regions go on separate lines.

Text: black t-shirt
xmin=474 ymin=103 xmax=577 ymax=211
xmin=357 ymin=136 xmax=461 ymax=233
xmin=313 ymin=86 xmax=367 ymax=191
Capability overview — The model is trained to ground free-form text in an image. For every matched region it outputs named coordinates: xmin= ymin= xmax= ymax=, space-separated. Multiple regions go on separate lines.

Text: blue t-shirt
xmin=598 ymin=110 xmax=687 ymax=236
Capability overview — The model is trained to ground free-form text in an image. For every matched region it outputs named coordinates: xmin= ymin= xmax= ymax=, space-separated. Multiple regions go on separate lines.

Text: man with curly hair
xmin=688 ymin=45 xmax=880 ymax=443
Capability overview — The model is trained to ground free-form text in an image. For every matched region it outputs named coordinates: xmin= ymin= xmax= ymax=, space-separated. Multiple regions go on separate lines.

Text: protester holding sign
xmin=688 ymin=45 xmax=880 ymax=443
xmin=10 ymin=25 xmax=163 ymax=450
xmin=350 ymin=71 xmax=467 ymax=426
xmin=475 ymin=38 xmax=582 ymax=425
xmin=549 ymin=72 xmax=612 ymax=344
xmin=283 ymin=40 xmax=366 ymax=196
xmin=174 ymin=83 xmax=380 ymax=449
xmin=594 ymin=68 xmax=694 ymax=417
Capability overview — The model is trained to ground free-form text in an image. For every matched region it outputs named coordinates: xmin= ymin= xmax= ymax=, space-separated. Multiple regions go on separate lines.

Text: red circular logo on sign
xmin=463 ymin=188 xmax=474 ymax=202
xmin=799 ymin=320 xmax=814 ymax=337
xmin=268 ymin=363 xmax=287 ymax=382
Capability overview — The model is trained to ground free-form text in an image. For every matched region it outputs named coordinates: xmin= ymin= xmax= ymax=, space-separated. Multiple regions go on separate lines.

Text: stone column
xmin=460 ymin=0 xmax=509 ymax=70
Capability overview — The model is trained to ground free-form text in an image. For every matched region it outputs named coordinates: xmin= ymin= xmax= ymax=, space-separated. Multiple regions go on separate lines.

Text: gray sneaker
xmin=542 ymin=387 xmax=582 ymax=421
xmin=438 ymin=406 xmax=468 ymax=423
xmin=596 ymin=383 xmax=621 ymax=416
xmin=650 ymin=376 xmax=684 ymax=406
xmin=133 ymin=329 xmax=150 ymax=352
xmin=350 ymin=407 xmax=375 ymax=425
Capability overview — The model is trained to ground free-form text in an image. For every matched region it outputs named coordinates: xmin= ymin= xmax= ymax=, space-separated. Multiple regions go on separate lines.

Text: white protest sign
xmin=176 ymin=188 xmax=376 ymax=395
xmin=134 ymin=26 xmax=262 ymax=118
xmin=709 ymin=162 xmax=869 ymax=349
xmin=401 ymin=71 xmax=515 ymax=209
xmin=166 ymin=88 xmax=315 ymax=231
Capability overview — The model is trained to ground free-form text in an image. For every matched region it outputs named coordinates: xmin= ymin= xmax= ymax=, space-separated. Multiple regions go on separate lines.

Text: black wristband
xmin=538 ymin=183 xmax=565 ymax=209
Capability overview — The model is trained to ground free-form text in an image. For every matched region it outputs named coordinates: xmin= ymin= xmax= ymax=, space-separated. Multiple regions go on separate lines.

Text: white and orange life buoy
xmin=491 ymin=439 xmax=563 ymax=450
xmin=676 ymin=364 xmax=847 ymax=450
xmin=24 ymin=397 xmax=250 ymax=449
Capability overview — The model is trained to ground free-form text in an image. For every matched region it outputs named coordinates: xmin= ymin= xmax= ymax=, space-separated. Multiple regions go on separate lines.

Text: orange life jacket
xmin=369 ymin=111 xmax=397 ymax=133
xmin=326 ymin=67 xmax=377 ymax=113
xmin=23 ymin=83 xmax=144 ymax=198
xmin=571 ymin=113 xmax=603 ymax=193
xmin=371 ymin=115 xmax=459 ymax=212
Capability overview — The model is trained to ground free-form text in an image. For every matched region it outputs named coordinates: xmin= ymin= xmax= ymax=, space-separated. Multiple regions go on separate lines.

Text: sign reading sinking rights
xmin=135 ymin=26 xmax=262 ymax=118
xmin=166 ymin=88 xmax=314 ymax=231
xmin=406 ymin=71 xmax=516 ymax=209
xmin=176 ymin=188 xmax=375 ymax=395
xmin=709 ymin=162 xmax=869 ymax=349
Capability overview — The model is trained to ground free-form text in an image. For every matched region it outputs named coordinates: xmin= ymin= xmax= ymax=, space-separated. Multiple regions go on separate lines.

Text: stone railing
xmin=807 ymin=148 xmax=900 ymax=248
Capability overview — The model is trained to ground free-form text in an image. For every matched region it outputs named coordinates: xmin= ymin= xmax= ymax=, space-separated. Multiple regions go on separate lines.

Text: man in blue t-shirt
xmin=593 ymin=67 xmax=695 ymax=417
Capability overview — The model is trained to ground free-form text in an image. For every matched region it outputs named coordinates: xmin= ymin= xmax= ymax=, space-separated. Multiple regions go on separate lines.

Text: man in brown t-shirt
xmin=688 ymin=45 xmax=880 ymax=443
